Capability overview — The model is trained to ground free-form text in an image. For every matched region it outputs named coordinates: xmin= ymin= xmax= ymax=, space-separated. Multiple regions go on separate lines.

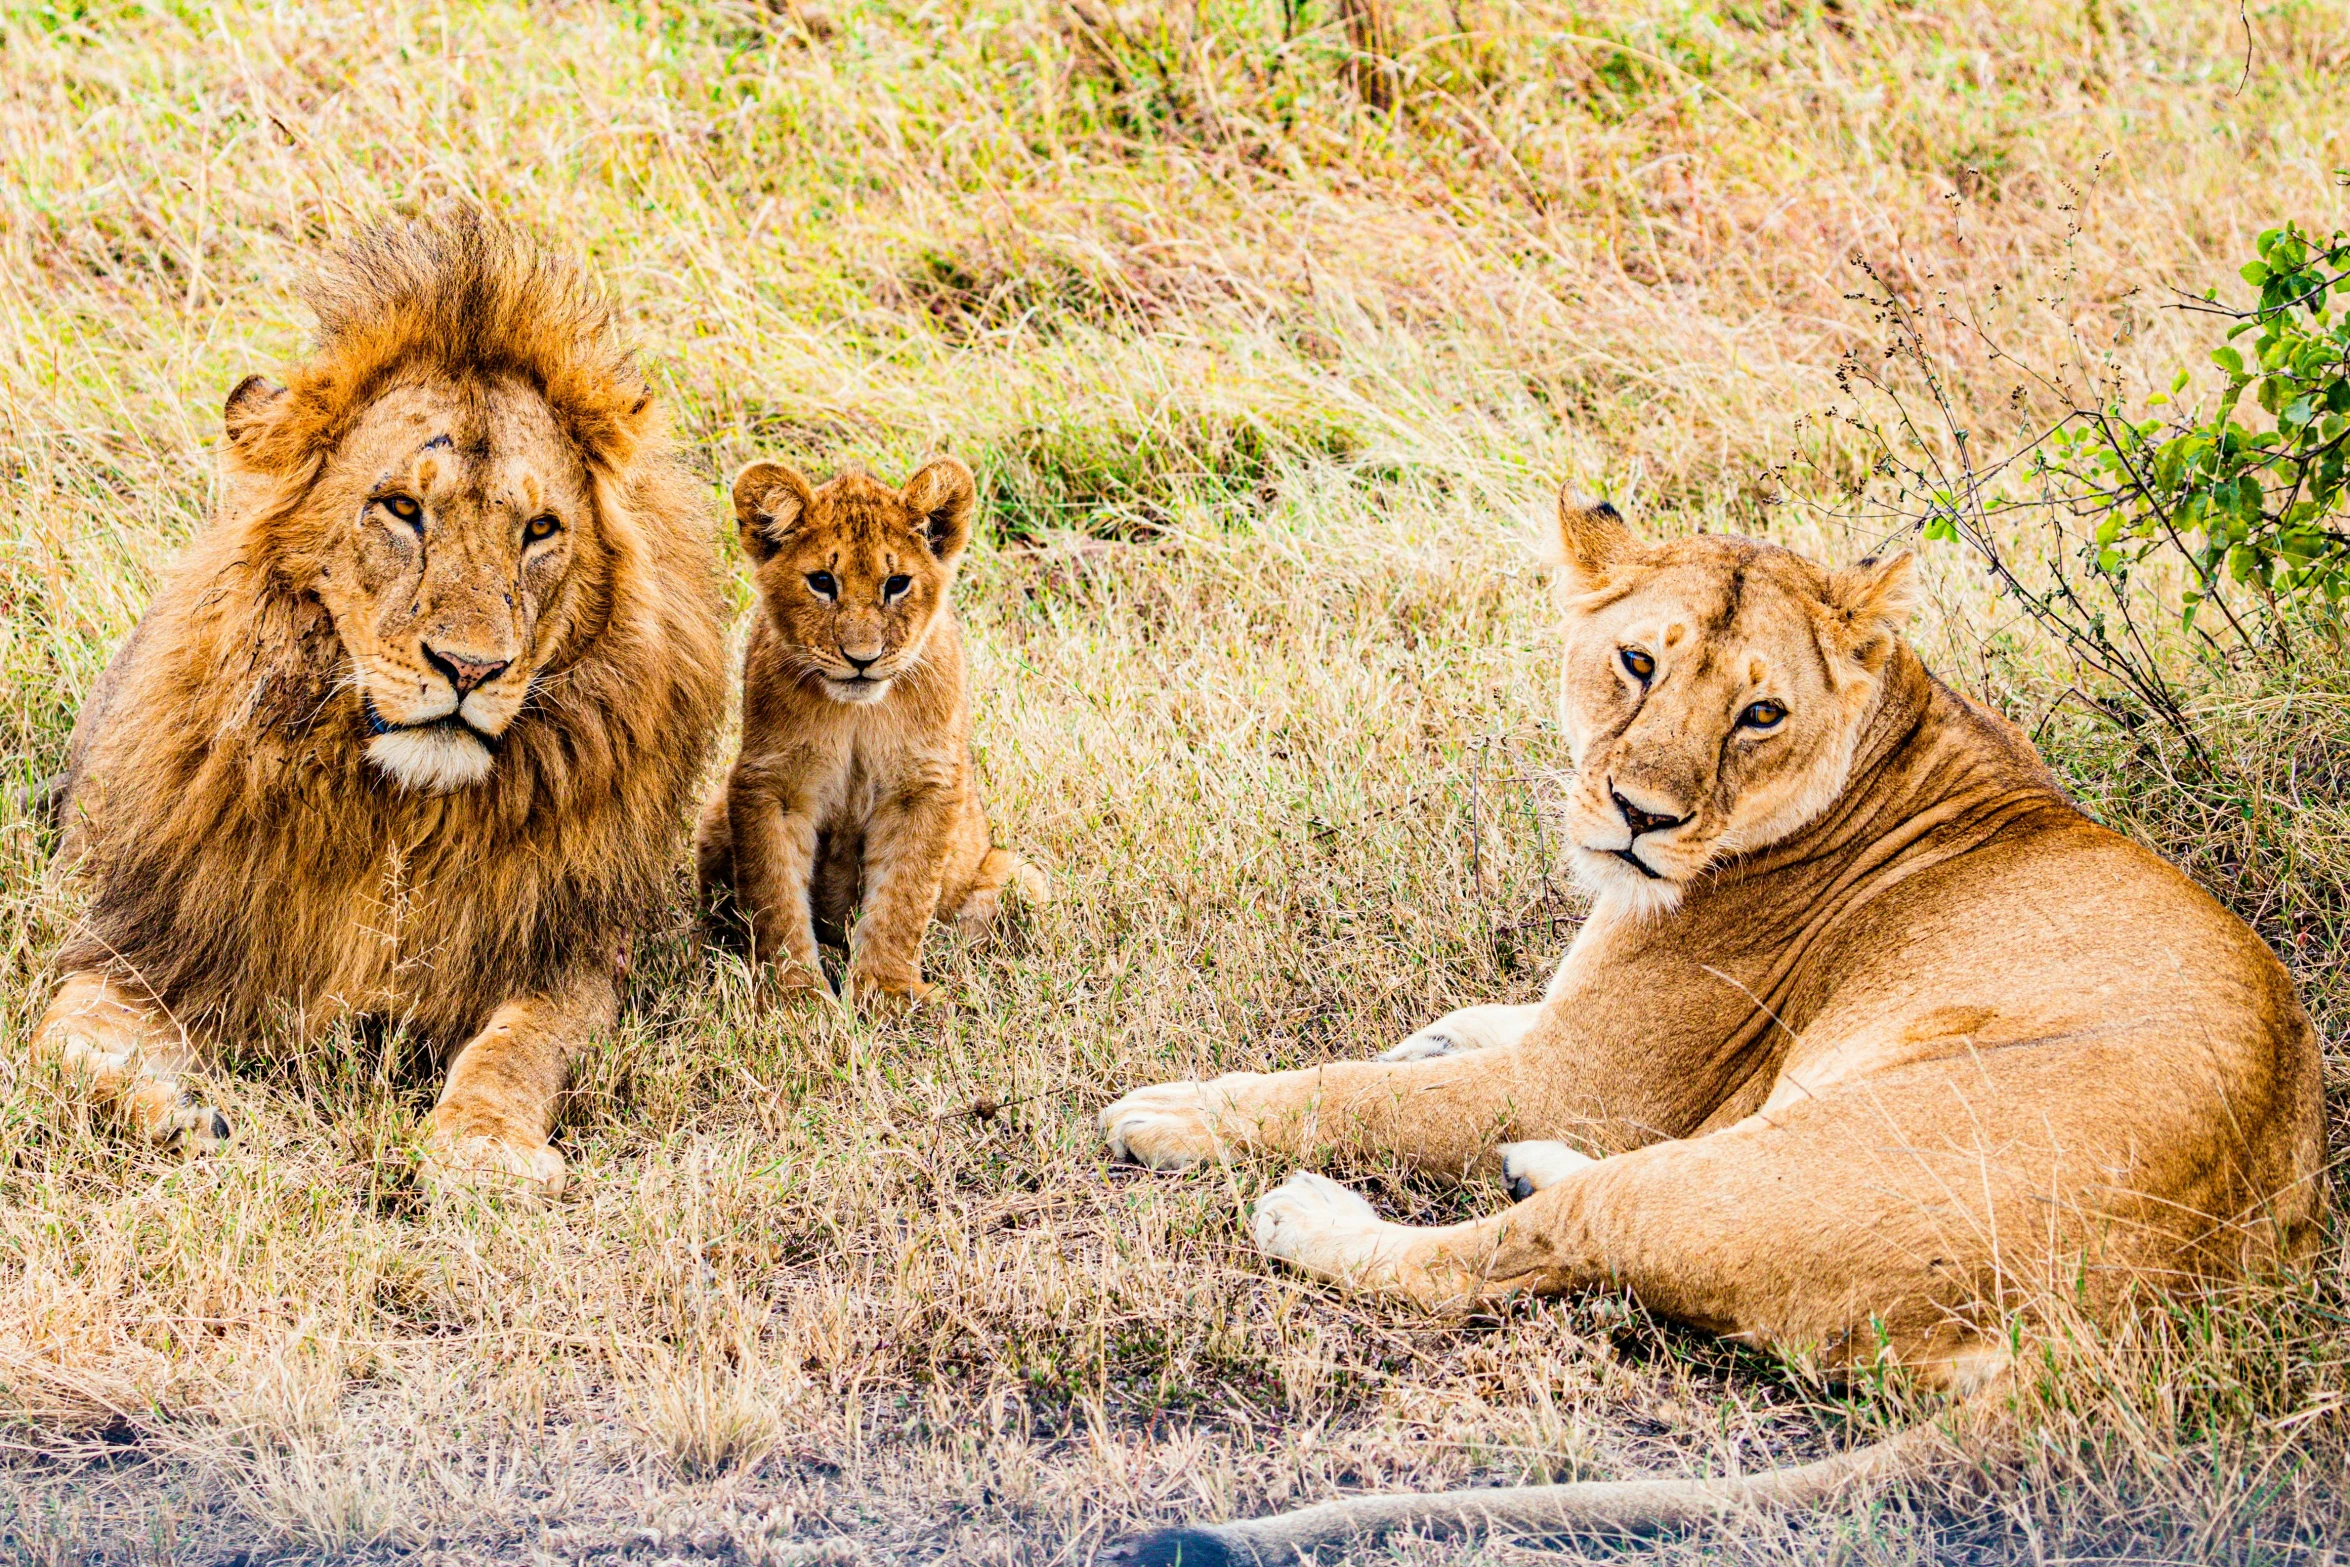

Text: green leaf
xmin=2242 ymin=261 xmax=2271 ymax=286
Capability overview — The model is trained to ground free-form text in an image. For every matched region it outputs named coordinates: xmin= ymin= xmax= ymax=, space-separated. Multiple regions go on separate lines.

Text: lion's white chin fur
xmin=367 ymin=727 xmax=496 ymax=793
xmin=1568 ymin=846 xmax=1688 ymax=919
xmin=822 ymin=677 xmax=892 ymax=705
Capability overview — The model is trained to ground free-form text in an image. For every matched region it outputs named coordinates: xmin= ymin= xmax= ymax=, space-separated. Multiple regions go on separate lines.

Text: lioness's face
xmin=288 ymin=376 xmax=603 ymax=790
xmin=1548 ymin=495 xmax=1914 ymax=913
xmin=731 ymin=459 xmax=976 ymax=706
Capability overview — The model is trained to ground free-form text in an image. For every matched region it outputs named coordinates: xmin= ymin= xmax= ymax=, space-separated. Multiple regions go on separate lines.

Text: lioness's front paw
xmin=1252 ymin=1171 xmax=1388 ymax=1279
xmin=1379 ymin=1023 xmax=1467 ymax=1062
xmin=1099 ymin=1077 xmax=1253 ymax=1170
xmin=1498 ymin=1140 xmax=1593 ymax=1200
xmin=419 ymin=1123 xmax=566 ymax=1204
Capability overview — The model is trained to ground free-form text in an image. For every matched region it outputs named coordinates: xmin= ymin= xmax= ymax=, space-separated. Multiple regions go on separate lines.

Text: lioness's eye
xmin=1742 ymin=700 xmax=1788 ymax=730
xmin=382 ymin=494 xmax=423 ymax=528
xmin=884 ymin=574 xmax=912 ymax=600
xmin=807 ymin=571 xmax=837 ymax=599
xmin=523 ymin=513 xmax=561 ymax=544
xmin=1620 ymin=648 xmax=1655 ymax=682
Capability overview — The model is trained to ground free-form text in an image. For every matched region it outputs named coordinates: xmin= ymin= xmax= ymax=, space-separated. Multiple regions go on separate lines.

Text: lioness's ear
xmin=222 ymin=374 xmax=289 ymax=466
xmin=732 ymin=460 xmax=815 ymax=564
xmin=902 ymin=456 xmax=977 ymax=562
xmin=1554 ymin=489 xmax=1636 ymax=591
xmin=1824 ymin=550 xmax=1918 ymax=667
xmin=1827 ymin=550 xmax=1919 ymax=628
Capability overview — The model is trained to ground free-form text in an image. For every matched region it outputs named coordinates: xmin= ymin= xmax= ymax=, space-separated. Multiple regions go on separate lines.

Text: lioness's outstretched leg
xmin=1248 ymin=1053 xmax=2200 ymax=1390
xmin=1102 ymin=1047 xmax=1564 ymax=1177
xmin=31 ymin=972 xmax=228 ymax=1147
xmin=421 ymin=967 xmax=617 ymax=1202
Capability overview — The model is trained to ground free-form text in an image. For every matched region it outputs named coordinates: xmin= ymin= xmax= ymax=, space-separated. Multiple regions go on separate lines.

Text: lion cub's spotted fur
xmin=698 ymin=458 xmax=1041 ymax=1005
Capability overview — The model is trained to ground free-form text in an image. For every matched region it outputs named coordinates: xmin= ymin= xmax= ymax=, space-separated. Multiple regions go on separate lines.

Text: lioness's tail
xmin=1118 ymin=1416 xmax=1961 ymax=1564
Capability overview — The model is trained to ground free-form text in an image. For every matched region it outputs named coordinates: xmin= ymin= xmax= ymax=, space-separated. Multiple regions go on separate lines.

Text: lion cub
xmin=698 ymin=456 xmax=1042 ymax=1006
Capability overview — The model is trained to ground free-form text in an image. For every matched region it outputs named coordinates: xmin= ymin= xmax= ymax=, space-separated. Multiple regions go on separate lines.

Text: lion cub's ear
xmin=222 ymin=374 xmax=290 ymax=468
xmin=732 ymin=460 xmax=816 ymax=564
xmin=1553 ymin=488 xmax=1637 ymax=592
xmin=901 ymin=456 xmax=977 ymax=563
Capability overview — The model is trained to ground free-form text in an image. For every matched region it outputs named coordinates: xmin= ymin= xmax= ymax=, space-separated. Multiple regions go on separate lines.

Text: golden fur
xmin=1101 ymin=492 xmax=2327 ymax=1561
xmin=696 ymin=458 xmax=1042 ymax=1006
xmin=33 ymin=211 xmax=726 ymax=1198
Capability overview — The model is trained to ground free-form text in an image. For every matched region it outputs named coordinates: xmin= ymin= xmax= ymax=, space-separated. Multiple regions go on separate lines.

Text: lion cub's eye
xmin=884 ymin=573 xmax=912 ymax=601
xmin=1741 ymin=700 xmax=1788 ymax=731
xmin=523 ymin=514 xmax=561 ymax=544
xmin=382 ymin=494 xmax=424 ymax=529
xmin=807 ymin=571 xmax=838 ymax=599
xmin=1619 ymin=648 xmax=1655 ymax=682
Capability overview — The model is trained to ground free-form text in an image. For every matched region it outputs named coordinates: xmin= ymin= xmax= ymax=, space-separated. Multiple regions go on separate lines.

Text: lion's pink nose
xmin=422 ymin=644 xmax=510 ymax=696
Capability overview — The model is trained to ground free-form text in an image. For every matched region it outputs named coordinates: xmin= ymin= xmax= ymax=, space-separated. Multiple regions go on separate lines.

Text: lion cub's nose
xmin=841 ymin=646 xmax=884 ymax=672
xmin=1610 ymin=787 xmax=1687 ymax=839
xmin=423 ymin=643 xmax=511 ymax=696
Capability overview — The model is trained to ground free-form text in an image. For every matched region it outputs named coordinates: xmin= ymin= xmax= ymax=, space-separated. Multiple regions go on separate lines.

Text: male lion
xmin=30 ymin=212 xmax=725 ymax=1199
xmin=1101 ymin=494 xmax=2325 ymax=1561
xmin=695 ymin=458 xmax=1044 ymax=1007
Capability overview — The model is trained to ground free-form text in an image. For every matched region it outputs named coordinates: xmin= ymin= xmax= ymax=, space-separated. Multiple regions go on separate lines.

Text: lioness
xmin=1101 ymin=494 xmax=2325 ymax=1561
xmin=695 ymin=458 xmax=1043 ymax=1006
xmin=30 ymin=212 xmax=725 ymax=1200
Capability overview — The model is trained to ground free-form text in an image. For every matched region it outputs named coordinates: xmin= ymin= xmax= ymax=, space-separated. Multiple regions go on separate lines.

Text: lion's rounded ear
xmin=1827 ymin=550 xmax=1919 ymax=628
xmin=1554 ymin=488 xmax=1636 ymax=591
xmin=902 ymin=456 xmax=977 ymax=562
xmin=223 ymin=374 xmax=289 ymax=465
xmin=1824 ymin=550 xmax=1919 ymax=668
xmin=731 ymin=460 xmax=815 ymax=564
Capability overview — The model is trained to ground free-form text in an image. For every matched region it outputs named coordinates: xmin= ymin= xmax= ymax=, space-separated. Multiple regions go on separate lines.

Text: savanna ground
xmin=3 ymin=0 xmax=2349 ymax=1562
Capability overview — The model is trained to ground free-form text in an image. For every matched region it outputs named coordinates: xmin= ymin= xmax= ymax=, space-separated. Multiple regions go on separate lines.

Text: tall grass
xmin=1 ymin=0 xmax=2345 ymax=1560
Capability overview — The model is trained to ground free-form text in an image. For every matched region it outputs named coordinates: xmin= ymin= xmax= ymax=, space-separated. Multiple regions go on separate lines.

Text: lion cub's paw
xmin=845 ymin=966 xmax=932 ymax=1015
xmin=419 ymin=1124 xmax=566 ymax=1206
xmin=1252 ymin=1171 xmax=1388 ymax=1278
xmin=1498 ymin=1140 xmax=1594 ymax=1200
xmin=1099 ymin=1078 xmax=1248 ymax=1170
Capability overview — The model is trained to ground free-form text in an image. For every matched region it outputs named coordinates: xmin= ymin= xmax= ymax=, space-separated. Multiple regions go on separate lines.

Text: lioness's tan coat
xmin=1102 ymin=494 xmax=2325 ymax=1561
xmin=33 ymin=213 xmax=725 ymax=1198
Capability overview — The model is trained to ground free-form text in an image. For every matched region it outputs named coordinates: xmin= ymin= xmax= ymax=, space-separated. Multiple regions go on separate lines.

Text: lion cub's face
xmin=1547 ymin=494 xmax=1916 ymax=915
xmin=731 ymin=459 xmax=976 ymax=705
xmin=232 ymin=373 xmax=606 ymax=792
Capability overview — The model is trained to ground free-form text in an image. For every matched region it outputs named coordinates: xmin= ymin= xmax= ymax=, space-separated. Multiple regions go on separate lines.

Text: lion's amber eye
xmin=1741 ymin=700 xmax=1788 ymax=730
xmin=807 ymin=571 xmax=837 ymax=599
xmin=884 ymin=574 xmax=912 ymax=600
xmin=523 ymin=513 xmax=561 ymax=544
xmin=1620 ymin=648 xmax=1655 ymax=682
xmin=382 ymin=494 xmax=423 ymax=528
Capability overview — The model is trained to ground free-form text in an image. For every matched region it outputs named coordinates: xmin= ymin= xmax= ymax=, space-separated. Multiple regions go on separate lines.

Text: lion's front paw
xmin=126 ymin=1075 xmax=232 ymax=1152
xmin=1099 ymin=1077 xmax=1253 ymax=1171
xmin=419 ymin=1119 xmax=566 ymax=1205
xmin=1379 ymin=1023 xmax=1468 ymax=1062
xmin=1498 ymin=1140 xmax=1593 ymax=1200
xmin=845 ymin=965 xmax=931 ymax=1015
xmin=1252 ymin=1171 xmax=1389 ymax=1280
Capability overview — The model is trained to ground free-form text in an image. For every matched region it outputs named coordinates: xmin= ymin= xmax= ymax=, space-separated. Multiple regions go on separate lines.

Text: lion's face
xmin=256 ymin=375 xmax=609 ymax=791
xmin=1547 ymin=496 xmax=1916 ymax=915
xmin=730 ymin=459 xmax=976 ymax=706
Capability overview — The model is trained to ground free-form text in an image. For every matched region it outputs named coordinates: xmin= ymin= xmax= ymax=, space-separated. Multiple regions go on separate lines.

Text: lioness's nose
xmin=1611 ymin=787 xmax=1687 ymax=839
xmin=422 ymin=643 xmax=511 ymax=696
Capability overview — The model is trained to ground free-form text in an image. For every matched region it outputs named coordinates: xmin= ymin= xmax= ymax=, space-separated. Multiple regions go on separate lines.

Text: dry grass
xmin=1 ymin=0 xmax=2347 ymax=1561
